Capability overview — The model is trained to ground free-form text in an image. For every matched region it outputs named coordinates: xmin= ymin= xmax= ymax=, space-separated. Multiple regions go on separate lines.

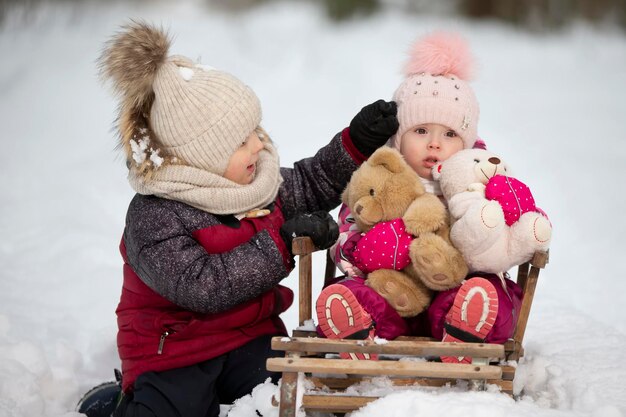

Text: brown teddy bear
xmin=342 ymin=147 xmax=468 ymax=317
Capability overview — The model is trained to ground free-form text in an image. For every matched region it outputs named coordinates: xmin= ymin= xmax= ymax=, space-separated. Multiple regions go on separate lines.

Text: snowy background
xmin=1 ymin=1 xmax=625 ymax=416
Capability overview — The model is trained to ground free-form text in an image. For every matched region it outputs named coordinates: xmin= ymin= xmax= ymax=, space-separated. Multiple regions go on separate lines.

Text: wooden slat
xmin=292 ymin=236 xmax=316 ymax=256
xmin=293 ymin=237 xmax=315 ymax=326
xmin=298 ymin=251 xmax=312 ymax=326
xmin=300 ymin=384 xmax=515 ymax=413
xmin=395 ymin=336 xmax=437 ymax=342
xmin=302 ymin=380 xmax=513 ymax=413
xmin=267 ymin=357 xmax=502 ymax=380
xmin=490 ymin=379 xmax=514 ymax=395
xmin=308 ymin=376 xmax=513 ymax=395
xmin=291 ymin=329 xmax=317 ymax=338
xmin=309 ymin=366 xmax=515 ymax=389
xmin=285 ymin=334 xmax=439 ymax=344
xmin=505 ymin=339 xmax=523 ymax=361
xmin=510 ymin=263 xmax=542 ymax=361
xmin=309 ymin=376 xmax=464 ymax=390
xmin=271 ymin=336 xmax=505 ymax=358
xmin=516 ymin=262 xmax=530 ymax=291
xmin=500 ymin=365 xmax=516 ymax=380
xmin=508 ymin=250 xmax=548 ymax=361
xmin=503 ymin=339 xmax=515 ymax=353
xmin=531 ymin=250 xmax=549 ymax=269
xmin=277 ymin=371 xmax=298 ymax=417
xmin=302 ymin=395 xmax=376 ymax=412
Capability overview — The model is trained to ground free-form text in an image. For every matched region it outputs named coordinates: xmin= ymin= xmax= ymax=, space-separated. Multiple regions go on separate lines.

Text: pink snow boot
xmin=441 ymin=277 xmax=499 ymax=364
xmin=316 ymin=283 xmax=378 ymax=360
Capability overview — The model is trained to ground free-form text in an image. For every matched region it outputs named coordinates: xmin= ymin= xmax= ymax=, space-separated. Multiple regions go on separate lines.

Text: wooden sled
xmin=267 ymin=237 xmax=549 ymax=416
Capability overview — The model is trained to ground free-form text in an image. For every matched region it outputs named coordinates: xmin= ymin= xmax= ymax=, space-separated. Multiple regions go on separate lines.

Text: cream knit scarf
xmin=128 ymin=142 xmax=282 ymax=216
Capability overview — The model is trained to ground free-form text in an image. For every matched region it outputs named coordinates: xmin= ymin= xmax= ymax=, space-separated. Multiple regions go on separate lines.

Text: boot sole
xmin=316 ymin=284 xmax=377 ymax=360
xmin=441 ymin=277 xmax=499 ymax=364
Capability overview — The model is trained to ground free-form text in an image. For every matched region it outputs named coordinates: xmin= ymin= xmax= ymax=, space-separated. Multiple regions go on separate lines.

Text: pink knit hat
xmin=391 ymin=32 xmax=479 ymax=150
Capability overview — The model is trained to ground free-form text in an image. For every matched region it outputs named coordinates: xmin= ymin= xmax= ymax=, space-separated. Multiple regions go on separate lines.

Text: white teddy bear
xmin=432 ymin=149 xmax=552 ymax=274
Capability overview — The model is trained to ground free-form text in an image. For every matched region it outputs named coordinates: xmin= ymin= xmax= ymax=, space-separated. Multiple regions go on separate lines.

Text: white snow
xmin=129 ymin=137 xmax=149 ymax=164
xmin=148 ymin=149 xmax=164 ymax=168
xmin=374 ymin=337 xmax=389 ymax=345
xmin=179 ymin=66 xmax=194 ymax=81
xmin=1 ymin=1 xmax=625 ymax=417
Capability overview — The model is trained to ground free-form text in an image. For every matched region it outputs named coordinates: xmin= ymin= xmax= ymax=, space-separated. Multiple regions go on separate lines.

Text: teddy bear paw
xmin=533 ymin=215 xmax=552 ymax=243
xmin=375 ymin=279 xmax=410 ymax=310
xmin=480 ymin=201 xmax=504 ymax=229
xmin=409 ymin=235 xmax=469 ymax=292
xmin=383 ymin=282 xmax=410 ymax=309
xmin=366 ymin=270 xmax=431 ymax=317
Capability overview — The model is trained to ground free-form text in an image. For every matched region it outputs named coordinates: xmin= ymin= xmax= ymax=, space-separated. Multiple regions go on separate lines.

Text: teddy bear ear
xmin=368 ymin=147 xmax=407 ymax=174
xmin=432 ymin=162 xmax=443 ymax=180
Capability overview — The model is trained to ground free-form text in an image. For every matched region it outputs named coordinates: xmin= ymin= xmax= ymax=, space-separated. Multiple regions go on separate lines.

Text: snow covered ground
xmin=1 ymin=1 xmax=625 ymax=416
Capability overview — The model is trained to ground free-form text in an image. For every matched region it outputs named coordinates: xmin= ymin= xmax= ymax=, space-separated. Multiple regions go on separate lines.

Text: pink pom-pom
xmin=404 ymin=32 xmax=474 ymax=81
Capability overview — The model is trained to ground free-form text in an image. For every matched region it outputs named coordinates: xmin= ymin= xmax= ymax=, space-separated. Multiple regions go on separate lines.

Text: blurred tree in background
xmin=1 ymin=0 xmax=625 ymax=30
xmin=459 ymin=0 xmax=625 ymax=30
xmin=322 ymin=0 xmax=380 ymax=20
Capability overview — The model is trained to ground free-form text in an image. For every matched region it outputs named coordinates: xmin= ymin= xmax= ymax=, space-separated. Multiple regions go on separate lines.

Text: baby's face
xmin=223 ymin=130 xmax=264 ymax=185
xmin=400 ymin=123 xmax=464 ymax=180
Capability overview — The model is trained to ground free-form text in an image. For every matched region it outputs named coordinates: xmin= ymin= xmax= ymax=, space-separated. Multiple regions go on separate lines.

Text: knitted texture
xmin=391 ymin=32 xmax=479 ymax=149
xmin=127 ymin=142 xmax=281 ymax=215
xmin=150 ymin=55 xmax=262 ymax=176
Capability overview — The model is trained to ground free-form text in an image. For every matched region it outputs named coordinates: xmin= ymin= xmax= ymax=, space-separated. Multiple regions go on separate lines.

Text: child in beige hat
xmin=77 ymin=20 xmax=398 ymax=417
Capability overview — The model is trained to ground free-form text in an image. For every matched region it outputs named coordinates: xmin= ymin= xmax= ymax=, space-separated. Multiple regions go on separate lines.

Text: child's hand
xmin=280 ymin=211 xmax=339 ymax=252
xmin=349 ymin=99 xmax=399 ymax=157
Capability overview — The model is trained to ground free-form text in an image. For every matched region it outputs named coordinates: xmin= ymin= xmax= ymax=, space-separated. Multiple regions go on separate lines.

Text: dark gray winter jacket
xmin=116 ymin=129 xmax=365 ymax=392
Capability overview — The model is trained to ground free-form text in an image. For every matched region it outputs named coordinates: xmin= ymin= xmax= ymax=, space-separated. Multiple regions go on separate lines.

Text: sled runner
xmin=267 ymin=237 xmax=548 ymax=416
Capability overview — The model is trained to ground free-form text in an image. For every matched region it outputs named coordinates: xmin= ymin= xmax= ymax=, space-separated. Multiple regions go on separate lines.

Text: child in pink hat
xmin=316 ymin=32 xmax=522 ymax=363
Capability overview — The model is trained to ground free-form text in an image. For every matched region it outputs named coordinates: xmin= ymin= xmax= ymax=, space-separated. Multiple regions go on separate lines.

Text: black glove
xmin=349 ymin=99 xmax=399 ymax=157
xmin=280 ymin=211 xmax=339 ymax=252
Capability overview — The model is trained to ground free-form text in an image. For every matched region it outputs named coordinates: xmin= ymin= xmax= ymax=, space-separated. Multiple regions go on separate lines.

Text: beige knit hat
xmin=391 ymin=32 xmax=480 ymax=150
xmin=149 ymin=55 xmax=262 ymax=175
xmin=98 ymin=21 xmax=281 ymax=215
xmin=98 ymin=21 xmax=261 ymax=176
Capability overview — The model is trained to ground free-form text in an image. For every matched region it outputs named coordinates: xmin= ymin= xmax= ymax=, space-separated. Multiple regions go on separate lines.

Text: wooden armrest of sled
xmin=292 ymin=237 xmax=331 ymax=327
xmin=291 ymin=236 xmax=318 ymax=256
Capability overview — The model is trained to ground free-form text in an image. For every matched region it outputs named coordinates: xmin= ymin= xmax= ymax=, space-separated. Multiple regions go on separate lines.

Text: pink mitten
xmin=352 ymin=218 xmax=413 ymax=273
xmin=485 ymin=175 xmax=538 ymax=226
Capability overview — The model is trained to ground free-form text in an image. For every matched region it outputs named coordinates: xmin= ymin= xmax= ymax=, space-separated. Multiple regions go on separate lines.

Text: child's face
xmin=400 ymin=123 xmax=464 ymax=180
xmin=223 ymin=130 xmax=264 ymax=185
